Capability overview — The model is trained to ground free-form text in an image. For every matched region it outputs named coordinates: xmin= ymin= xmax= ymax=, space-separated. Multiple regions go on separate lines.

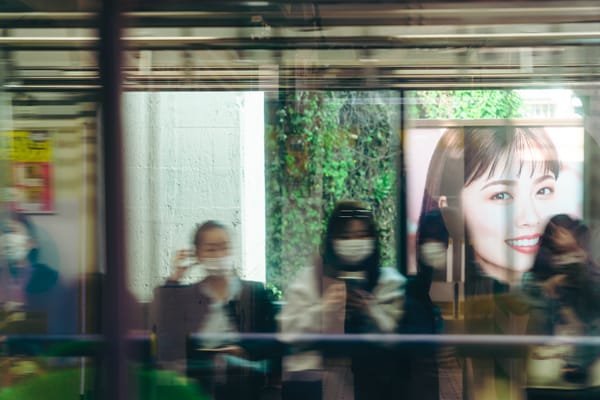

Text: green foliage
xmin=265 ymin=282 xmax=283 ymax=301
xmin=0 ymin=366 xmax=209 ymax=400
xmin=266 ymin=91 xmax=399 ymax=293
xmin=410 ymin=90 xmax=523 ymax=119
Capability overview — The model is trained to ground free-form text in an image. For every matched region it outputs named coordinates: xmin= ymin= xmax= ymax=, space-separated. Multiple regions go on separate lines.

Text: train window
xmin=119 ymin=1 xmax=600 ymax=397
xmin=4 ymin=1 xmax=600 ymax=399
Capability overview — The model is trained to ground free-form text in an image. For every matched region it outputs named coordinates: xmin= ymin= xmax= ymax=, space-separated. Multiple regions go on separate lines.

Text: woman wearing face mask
xmin=279 ymin=201 xmax=406 ymax=400
xmin=523 ymin=214 xmax=600 ymax=390
xmin=419 ymin=126 xmax=562 ymax=399
xmin=151 ymin=220 xmax=276 ymax=400
xmin=0 ymin=212 xmax=74 ymax=334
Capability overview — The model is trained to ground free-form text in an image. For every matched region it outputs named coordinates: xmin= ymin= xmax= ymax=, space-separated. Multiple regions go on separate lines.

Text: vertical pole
xmin=397 ymin=90 xmax=408 ymax=276
xmin=99 ymin=0 xmax=129 ymax=399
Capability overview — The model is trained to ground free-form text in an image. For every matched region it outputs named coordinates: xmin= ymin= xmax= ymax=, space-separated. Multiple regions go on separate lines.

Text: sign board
xmin=1 ymin=130 xmax=54 ymax=213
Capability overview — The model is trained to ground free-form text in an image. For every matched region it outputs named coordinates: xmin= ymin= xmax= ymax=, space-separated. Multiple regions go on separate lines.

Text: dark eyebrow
xmin=481 ymin=174 xmax=555 ymax=191
xmin=481 ymin=179 xmax=515 ymax=190
xmin=533 ymin=174 xmax=556 ymax=185
xmin=339 ymin=229 xmax=370 ymax=236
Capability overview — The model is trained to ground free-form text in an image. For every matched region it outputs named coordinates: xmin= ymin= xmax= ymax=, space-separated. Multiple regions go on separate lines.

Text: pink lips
xmin=505 ymin=234 xmax=541 ymax=255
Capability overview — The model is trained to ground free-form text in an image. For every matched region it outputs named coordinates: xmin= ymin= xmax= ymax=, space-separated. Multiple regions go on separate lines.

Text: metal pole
xmin=397 ymin=89 xmax=408 ymax=276
xmin=99 ymin=0 xmax=129 ymax=399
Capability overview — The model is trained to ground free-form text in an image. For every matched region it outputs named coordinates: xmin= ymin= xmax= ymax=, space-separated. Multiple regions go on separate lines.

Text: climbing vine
xmin=410 ymin=90 xmax=522 ymax=119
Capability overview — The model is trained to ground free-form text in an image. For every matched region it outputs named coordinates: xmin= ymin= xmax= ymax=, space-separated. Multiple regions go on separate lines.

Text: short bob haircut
xmin=419 ymin=126 xmax=560 ymax=231
xmin=321 ymin=200 xmax=380 ymax=291
xmin=192 ymin=220 xmax=229 ymax=252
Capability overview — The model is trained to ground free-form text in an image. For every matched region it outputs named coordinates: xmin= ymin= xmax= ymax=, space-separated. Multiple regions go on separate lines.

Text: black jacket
xmin=151 ymin=278 xmax=276 ymax=362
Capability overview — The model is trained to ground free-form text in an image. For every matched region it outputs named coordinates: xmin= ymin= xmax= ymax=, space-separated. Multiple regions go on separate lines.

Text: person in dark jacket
xmin=151 ymin=220 xmax=276 ymax=400
xmin=0 ymin=211 xmax=72 ymax=334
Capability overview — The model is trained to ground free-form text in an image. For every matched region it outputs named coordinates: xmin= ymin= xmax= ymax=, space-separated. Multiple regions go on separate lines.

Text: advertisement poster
xmin=1 ymin=130 xmax=54 ymax=213
xmin=405 ymin=124 xmax=584 ymax=281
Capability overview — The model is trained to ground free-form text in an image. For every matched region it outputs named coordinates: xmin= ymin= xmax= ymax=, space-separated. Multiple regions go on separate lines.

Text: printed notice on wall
xmin=1 ymin=130 xmax=54 ymax=213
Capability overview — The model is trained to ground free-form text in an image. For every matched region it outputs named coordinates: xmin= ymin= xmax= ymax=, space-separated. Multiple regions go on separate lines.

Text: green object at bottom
xmin=0 ymin=366 xmax=210 ymax=400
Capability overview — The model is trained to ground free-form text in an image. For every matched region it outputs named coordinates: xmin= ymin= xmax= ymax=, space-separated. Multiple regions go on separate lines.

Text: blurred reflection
xmin=524 ymin=214 xmax=600 ymax=390
xmin=419 ymin=126 xmax=564 ymax=399
xmin=403 ymin=209 xmax=448 ymax=399
xmin=150 ymin=220 xmax=276 ymax=400
xmin=279 ymin=200 xmax=405 ymax=400
xmin=421 ymin=126 xmax=561 ymax=287
xmin=0 ymin=211 xmax=79 ymax=388
xmin=416 ymin=209 xmax=449 ymax=295
xmin=0 ymin=211 xmax=75 ymax=334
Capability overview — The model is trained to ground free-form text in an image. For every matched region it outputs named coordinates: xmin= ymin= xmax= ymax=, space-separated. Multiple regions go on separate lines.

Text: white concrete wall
xmin=239 ymin=92 xmax=265 ymax=282
xmin=123 ymin=92 xmax=265 ymax=302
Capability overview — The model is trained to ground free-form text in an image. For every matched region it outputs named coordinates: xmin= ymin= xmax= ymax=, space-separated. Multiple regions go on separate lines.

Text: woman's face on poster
xmin=460 ymin=150 xmax=559 ymax=276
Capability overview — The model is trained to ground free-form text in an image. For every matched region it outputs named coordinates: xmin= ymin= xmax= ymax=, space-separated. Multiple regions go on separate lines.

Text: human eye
xmin=220 ymin=243 xmax=231 ymax=252
xmin=490 ymin=191 xmax=513 ymax=201
xmin=204 ymin=245 xmax=218 ymax=253
xmin=536 ymin=186 xmax=554 ymax=197
xmin=355 ymin=231 xmax=371 ymax=239
xmin=534 ymin=175 xmax=556 ymax=198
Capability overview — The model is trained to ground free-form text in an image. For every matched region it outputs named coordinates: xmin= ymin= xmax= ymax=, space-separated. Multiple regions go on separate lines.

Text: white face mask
xmin=333 ymin=239 xmax=375 ymax=265
xmin=420 ymin=241 xmax=447 ymax=269
xmin=1 ymin=232 xmax=30 ymax=265
xmin=202 ymin=256 xmax=234 ymax=276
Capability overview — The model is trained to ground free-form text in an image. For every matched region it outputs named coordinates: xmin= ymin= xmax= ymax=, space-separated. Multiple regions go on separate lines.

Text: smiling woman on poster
xmin=417 ymin=126 xmax=564 ymax=399
xmin=419 ymin=126 xmax=562 ymax=286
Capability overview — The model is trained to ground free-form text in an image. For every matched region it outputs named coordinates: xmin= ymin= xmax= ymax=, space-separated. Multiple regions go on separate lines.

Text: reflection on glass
xmin=407 ymin=94 xmax=587 ymax=399
xmin=150 ymin=220 xmax=276 ymax=400
xmin=279 ymin=200 xmax=406 ymax=400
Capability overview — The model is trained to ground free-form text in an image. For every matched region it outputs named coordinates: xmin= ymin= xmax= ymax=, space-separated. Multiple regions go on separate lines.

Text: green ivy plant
xmin=410 ymin=90 xmax=522 ymax=119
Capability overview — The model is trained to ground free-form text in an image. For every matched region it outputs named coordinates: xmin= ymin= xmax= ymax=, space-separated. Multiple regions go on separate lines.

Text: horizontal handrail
xmin=0 ymin=334 xmax=103 ymax=356
xmin=187 ymin=332 xmax=600 ymax=347
xmin=1 ymin=333 xmax=598 ymax=357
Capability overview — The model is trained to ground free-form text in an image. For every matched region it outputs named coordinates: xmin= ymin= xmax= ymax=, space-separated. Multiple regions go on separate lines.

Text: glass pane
xmin=0 ymin=3 xmax=101 ymax=399
xmin=406 ymin=91 xmax=592 ymax=398
xmin=122 ymin=2 xmax=600 ymax=400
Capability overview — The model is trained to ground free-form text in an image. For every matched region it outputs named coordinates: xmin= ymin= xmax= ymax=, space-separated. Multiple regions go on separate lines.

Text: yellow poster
xmin=1 ymin=131 xmax=53 ymax=213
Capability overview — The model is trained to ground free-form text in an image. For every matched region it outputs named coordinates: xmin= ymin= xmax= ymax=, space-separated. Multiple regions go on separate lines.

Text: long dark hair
xmin=415 ymin=208 xmax=449 ymax=291
xmin=321 ymin=200 xmax=381 ymax=291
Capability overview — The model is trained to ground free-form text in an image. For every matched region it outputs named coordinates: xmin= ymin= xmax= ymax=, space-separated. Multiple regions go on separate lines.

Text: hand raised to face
xmin=168 ymin=249 xmax=196 ymax=281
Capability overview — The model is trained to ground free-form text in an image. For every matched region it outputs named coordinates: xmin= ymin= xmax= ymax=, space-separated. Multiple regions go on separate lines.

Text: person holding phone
xmin=279 ymin=200 xmax=405 ymax=400
xmin=151 ymin=220 xmax=276 ymax=400
xmin=523 ymin=214 xmax=600 ymax=389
